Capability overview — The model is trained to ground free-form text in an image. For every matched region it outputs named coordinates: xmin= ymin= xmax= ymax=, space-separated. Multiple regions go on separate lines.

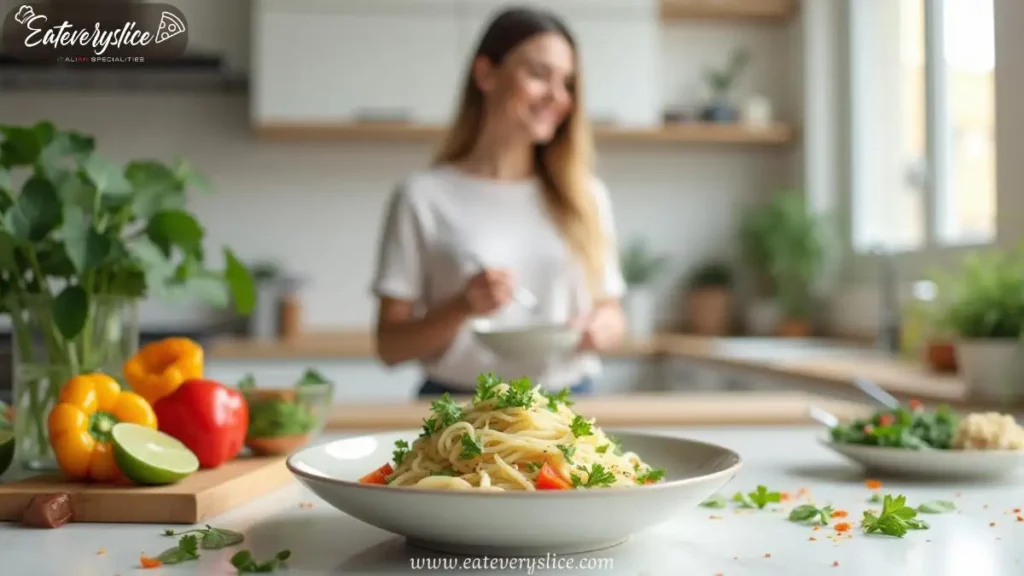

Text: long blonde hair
xmin=433 ymin=7 xmax=607 ymax=297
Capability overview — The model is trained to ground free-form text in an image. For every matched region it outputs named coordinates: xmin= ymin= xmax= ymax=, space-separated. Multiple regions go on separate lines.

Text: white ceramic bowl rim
xmin=287 ymin=430 xmax=743 ymax=498
xmin=820 ymin=435 xmax=1024 ymax=456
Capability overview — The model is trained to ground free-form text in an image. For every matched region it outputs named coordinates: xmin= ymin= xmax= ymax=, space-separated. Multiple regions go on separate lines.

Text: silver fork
xmin=461 ymin=251 xmax=538 ymax=311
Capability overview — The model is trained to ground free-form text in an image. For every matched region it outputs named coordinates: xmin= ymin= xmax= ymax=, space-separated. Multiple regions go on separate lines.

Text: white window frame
xmin=844 ymin=0 xmax=995 ymax=281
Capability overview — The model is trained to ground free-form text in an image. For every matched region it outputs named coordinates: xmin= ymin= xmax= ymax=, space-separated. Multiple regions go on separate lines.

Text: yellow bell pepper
xmin=47 ymin=373 xmax=157 ymax=482
xmin=122 ymin=337 xmax=204 ymax=405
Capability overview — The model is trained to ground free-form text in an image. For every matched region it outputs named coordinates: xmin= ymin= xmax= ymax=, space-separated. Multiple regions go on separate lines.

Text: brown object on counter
xmin=926 ymin=340 xmax=958 ymax=373
xmin=688 ymin=288 xmax=733 ymax=336
xmin=0 ymin=457 xmax=292 ymax=524
xmin=21 ymin=493 xmax=73 ymax=528
xmin=279 ymin=295 xmax=302 ymax=339
xmin=777 ymin=319 xmax=813 ymax=338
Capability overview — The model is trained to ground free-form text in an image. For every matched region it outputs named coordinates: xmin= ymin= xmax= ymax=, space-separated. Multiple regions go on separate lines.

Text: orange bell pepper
xmin=122 ymin=337 xmax=204 ymax=405
xmin=47 ymin=373 xmax=157 ymax=482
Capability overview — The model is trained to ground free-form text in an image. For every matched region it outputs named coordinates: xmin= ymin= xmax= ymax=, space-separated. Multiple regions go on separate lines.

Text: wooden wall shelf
xmin=659 ymin=0 xmax=799 ymax=22
xmin=253 ymin=122 xmax=796 ymax=146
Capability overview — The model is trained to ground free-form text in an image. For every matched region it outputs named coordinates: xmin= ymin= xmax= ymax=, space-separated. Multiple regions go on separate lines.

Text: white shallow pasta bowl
xmin=471 ymin=320 xmax=582 ymax=361
xmin=287 ymin=430 xmax=742 ymax=556
xmin=820 ymin=436 xmax=1024 ymax=480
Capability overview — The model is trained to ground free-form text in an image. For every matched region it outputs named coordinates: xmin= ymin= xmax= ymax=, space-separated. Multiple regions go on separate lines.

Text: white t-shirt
xmin=370 ymin=165 xmax=627 ymax=391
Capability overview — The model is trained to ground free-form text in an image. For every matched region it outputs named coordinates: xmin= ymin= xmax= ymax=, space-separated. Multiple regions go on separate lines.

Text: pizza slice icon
xmin=154 ymin=11 xmax=186 ymax=44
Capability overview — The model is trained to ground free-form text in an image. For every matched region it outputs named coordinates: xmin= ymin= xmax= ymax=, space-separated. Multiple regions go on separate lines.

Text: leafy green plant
xmin=932 ymin=247 xmax=1024 ymax=340
xmin=738 ymin=192 xmax=828 ymax=319
xmin=688 ymin=261 xmax=732 ymax=290
xmin=705 ymin=47 xmax=751 ymax=101
xmin=620 ymin=238 xmax=668 ymax=288
xmin=0 ymin=122 xmax=255 ymax=354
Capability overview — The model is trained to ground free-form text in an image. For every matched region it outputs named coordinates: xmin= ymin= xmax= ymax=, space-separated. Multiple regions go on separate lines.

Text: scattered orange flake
xmin=834 ymin=522 xmax=851 ymax=533
xmin=831 ymin=510 xmax=848 ymax=518
xmin=139 ymin=556 xmax=162 ymax=569
xmin=809 ymin=537 xmax=817 ymax=541
xmin=298 ymin=502 xmax=314 ymax=509
xmin=865 ymin=479 xmax=882 ymax=490
xmin=715 ymin=573 xmax=723 ymax=576
xmin=812 ymin=526 xmax=821 ymax=531
xmin=780 ymin=492 xmax=791 ymax=502
xmin=1012 ymin=508 xmax=1021 ymax=513
xmin=990 ymin=522 xmax=997 ymax=527
xmin=709 ymin=515 xmax=723 ymax=520
xmin=1016 ymin=515 xmax=1023 ymax=522
xmin=764 ymin=553 xmax=772 ymax=558
xmin=833 ymin=561 xmax=841 ymax=567
xmin=909 ymin=399 xmax=922 ymax=410
xmin=796 ymin=487 xmax=810 ymax=499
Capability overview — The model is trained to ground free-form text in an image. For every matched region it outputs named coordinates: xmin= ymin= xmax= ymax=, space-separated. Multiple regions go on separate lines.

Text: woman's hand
xmin=460 ymin=269 xmax=514 ymax=316
xmin=573 ymin=301 xmax=626 ymax=352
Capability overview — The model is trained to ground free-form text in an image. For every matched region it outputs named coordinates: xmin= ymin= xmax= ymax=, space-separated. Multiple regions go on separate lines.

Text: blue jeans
xmin=417 ymin=377 xmax=594 ymax=399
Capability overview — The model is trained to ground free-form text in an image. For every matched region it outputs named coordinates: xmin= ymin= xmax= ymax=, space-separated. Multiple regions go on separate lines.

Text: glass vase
xmin=11 ymin=295 xmax=139 ymax=471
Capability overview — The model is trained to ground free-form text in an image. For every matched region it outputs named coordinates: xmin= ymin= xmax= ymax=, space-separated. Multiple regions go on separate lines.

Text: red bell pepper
xmin=153 ymin=379 xmax=248 ymax=469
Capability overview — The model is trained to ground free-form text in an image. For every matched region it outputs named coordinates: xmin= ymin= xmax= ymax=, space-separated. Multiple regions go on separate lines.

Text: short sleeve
xmin=591 ymin=178 xmax=627 ymax=299
xmin=371 ymin=184 xmax=424 ymax=302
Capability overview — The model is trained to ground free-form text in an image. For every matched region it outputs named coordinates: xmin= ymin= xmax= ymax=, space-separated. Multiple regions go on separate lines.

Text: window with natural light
xmin=850 ymin=0 xmax=996 ymax=254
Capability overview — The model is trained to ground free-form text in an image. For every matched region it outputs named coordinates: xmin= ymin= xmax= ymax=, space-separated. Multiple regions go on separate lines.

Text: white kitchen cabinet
xmin=457 ymin=0 xmax=661 ymax=127
xmin=252 ymin=0 xmax=462 ymax=124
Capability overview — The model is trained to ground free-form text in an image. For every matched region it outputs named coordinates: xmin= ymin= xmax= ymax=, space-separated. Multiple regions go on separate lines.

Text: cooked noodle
xmin=365 ymin=375 xmax=664 ymax=491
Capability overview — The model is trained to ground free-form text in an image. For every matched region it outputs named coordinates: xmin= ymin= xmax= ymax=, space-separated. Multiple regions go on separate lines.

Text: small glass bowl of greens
xmin=238 ymin=368 xmax=334 ymax=456
xmin=829 ymin=402 xmax=960 ymax=450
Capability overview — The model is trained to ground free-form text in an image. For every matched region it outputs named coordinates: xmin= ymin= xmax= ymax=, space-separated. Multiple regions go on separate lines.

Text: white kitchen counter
xmin=1 ymin=427 xmax=1022 ymax=576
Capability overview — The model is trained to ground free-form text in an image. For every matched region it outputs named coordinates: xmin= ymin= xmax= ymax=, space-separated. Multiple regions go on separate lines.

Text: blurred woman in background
xmin=371 ymin=6 xmax=627 ymax=399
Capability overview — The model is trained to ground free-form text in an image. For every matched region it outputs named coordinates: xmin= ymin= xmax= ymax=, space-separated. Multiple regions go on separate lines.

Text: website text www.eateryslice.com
xmin=410 ymin=554 xmax=614 ymax=573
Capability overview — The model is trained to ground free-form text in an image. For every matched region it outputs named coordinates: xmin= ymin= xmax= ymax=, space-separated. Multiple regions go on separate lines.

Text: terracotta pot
xmin=777 ymin=318 xmax=813 ymax=338
xmin=688 ymin=287 xmax=732 ymax=336
xmin=925 ymin=340 xmax=958 ymax=373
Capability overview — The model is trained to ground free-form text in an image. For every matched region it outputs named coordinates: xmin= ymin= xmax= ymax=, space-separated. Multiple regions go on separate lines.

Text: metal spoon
xmin=807 ymin=405 xmax=840 ymax=429
xmin=852 ymin=377 xmax=901 ymax=409
xmin=461 ymin=251 xmax=538 ymax=311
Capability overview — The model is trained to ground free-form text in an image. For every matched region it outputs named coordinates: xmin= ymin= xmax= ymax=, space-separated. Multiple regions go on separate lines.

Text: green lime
xmin=0 ymin=429 xmax=13 ymax=478
xmin=111 ymin=423 xmax=199 ymax=486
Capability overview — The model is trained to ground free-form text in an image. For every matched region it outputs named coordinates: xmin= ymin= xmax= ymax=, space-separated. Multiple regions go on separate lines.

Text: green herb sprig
xmin=541 ymin=387 xmax=573 ymax=412
xmin=734 ymin=485 xmax=781 ymax=509
xmin=162 ymin=525 xmax=245 ymax=550
xmin=153 ymin=534 xmax=200 ymax=565
xmin=700 ymin=494 xmax=728 ymax=508
xmin=392 ymin=440 xmax=410 ymax=466
xmin=861 ymin=494 xmax=929 ymax=537
xmin=230 ymin=549 xmax=291 ymax=573
xmin=788 ymin=504 xmax=835 ymax=525
xmin=569 ymin=415 xmax=593 ymax=438
xmin=496 ymin=377 xmax=534 ymax=409
xmin=635 ymin=468 xmax=664 ymax=484
xmin=459 ymin=433 xmax=483 ymax=460
xmin=570 ymin=463 xmax=616 ymax=488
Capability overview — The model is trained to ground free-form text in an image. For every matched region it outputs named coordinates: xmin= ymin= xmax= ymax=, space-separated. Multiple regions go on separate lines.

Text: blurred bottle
xmin=900 ymin=280 xmax=938 ymax=360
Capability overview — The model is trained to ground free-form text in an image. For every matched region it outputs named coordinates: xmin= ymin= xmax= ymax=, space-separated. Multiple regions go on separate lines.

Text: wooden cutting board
xmin=0 ymin=456 xmax=293 ymax=525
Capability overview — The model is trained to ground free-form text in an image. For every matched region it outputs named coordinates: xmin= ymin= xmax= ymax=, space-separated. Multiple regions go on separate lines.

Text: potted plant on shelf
xmin=701 ymin=47 xmax=751 ymax=124
xmin=936 ymin=247 xmax=1024 ymax=403
xmin=738 ymin=192 xmax=827 ymax=337
xmin=620 ymin=238 xmax=668 ymax=339
xmin=0 ymin=122 xmax=256 ymax=470
xmin=686 ymin=261 xmax=733 ymax=336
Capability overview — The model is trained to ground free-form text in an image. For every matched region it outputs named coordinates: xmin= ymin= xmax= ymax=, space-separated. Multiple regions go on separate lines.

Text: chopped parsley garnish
xmin=420 ymin=393 xmax=464 ymax=437
xmin=861 ymin=494 xmax=929 ymax=537
xmin=392 ymin=440 xmax=410 ymax=466
xmin=917 ymin=500 xmax=956 ymax=514
xmin=868 ymin=493 xmax=883 ymax=504
xmin=459 ymin=433 xmax=483 ymax=460
xmin=496 ymin=377 xmax=535 ymax=409
xmin=525 ymin=462 xmax=542 ymax=472
xmin=635 ymin=468 xmax=664 ymax=484
xmin=788 ymin=504 xmax=835 ymax=525
xmin=569 ymin=415 xmax=593 ymax=437
xmin=556 ymin=444 xmax=576 ymax=462
xmin=474 ymin=372 xmax=503 ymax=403
xmin=595 ymin=444 xmax=609 ymax=454
xmin=541 ymin=387 xmax=574 ymax=412
xmin=570 ymin=463 xmax=616 ymax=488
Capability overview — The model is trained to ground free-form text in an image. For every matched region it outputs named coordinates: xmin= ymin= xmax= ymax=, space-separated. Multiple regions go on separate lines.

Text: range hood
xmin=0 ymin=53 xmax=248 ymax=93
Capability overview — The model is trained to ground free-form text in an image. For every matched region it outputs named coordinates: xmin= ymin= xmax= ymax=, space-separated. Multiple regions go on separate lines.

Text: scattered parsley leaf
xmin=635 ymin=468 xmax=664 ymax=484
xmin=861 ymin=494 xmax=929 ymax=537
xmin=420 ymin=417 xmax=438 ymax=437
xmin=155 ymin=534 xmax=200 ymax=565
xmin=541 ymin=387 xmax=574 ymax=412
xmin=569 ymin=415 xmax=593 ymax=438
xmin=788 ymin=504 xmax=834 ymax=525
xmin=867 ymin=493 xmax=883 ymax=504
xmin=496 ymin=377 xmax=535 ymax=409
xmin=392 ymin=440 xmax=410 ymax=466
xmin=732 ymin=491 xmax=754 ymax=508
xmin=556 ymin=444 xmax=576 ymax=462
xmin=162 ymin=525 xmax=244 ymax=550
xmin=230 ymin=549 xmax=291 ymax=573
xmin=595 ymin=444 xmax=610 ymax=454
xmin=430 ymin=393 xmax=464 ymax=427
xmin=746 ymin=485 xmax=781 ymax=509
xmin=570 ymin=463 xmax=616 ymax=488
xmin=459 ymin=433 xmax=483 ymax=460
xmin=525 ymin=462 xmax=542 ymax=472
xmin=237 ymin=374 xmax=257 ymax=390
xmin=700 ymin=494 xmax=728 ymax=508
xmin=474 ymin=372 xmax=502 ymax=403
xmin=917 ymin=500 xmax=956 ymax=514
